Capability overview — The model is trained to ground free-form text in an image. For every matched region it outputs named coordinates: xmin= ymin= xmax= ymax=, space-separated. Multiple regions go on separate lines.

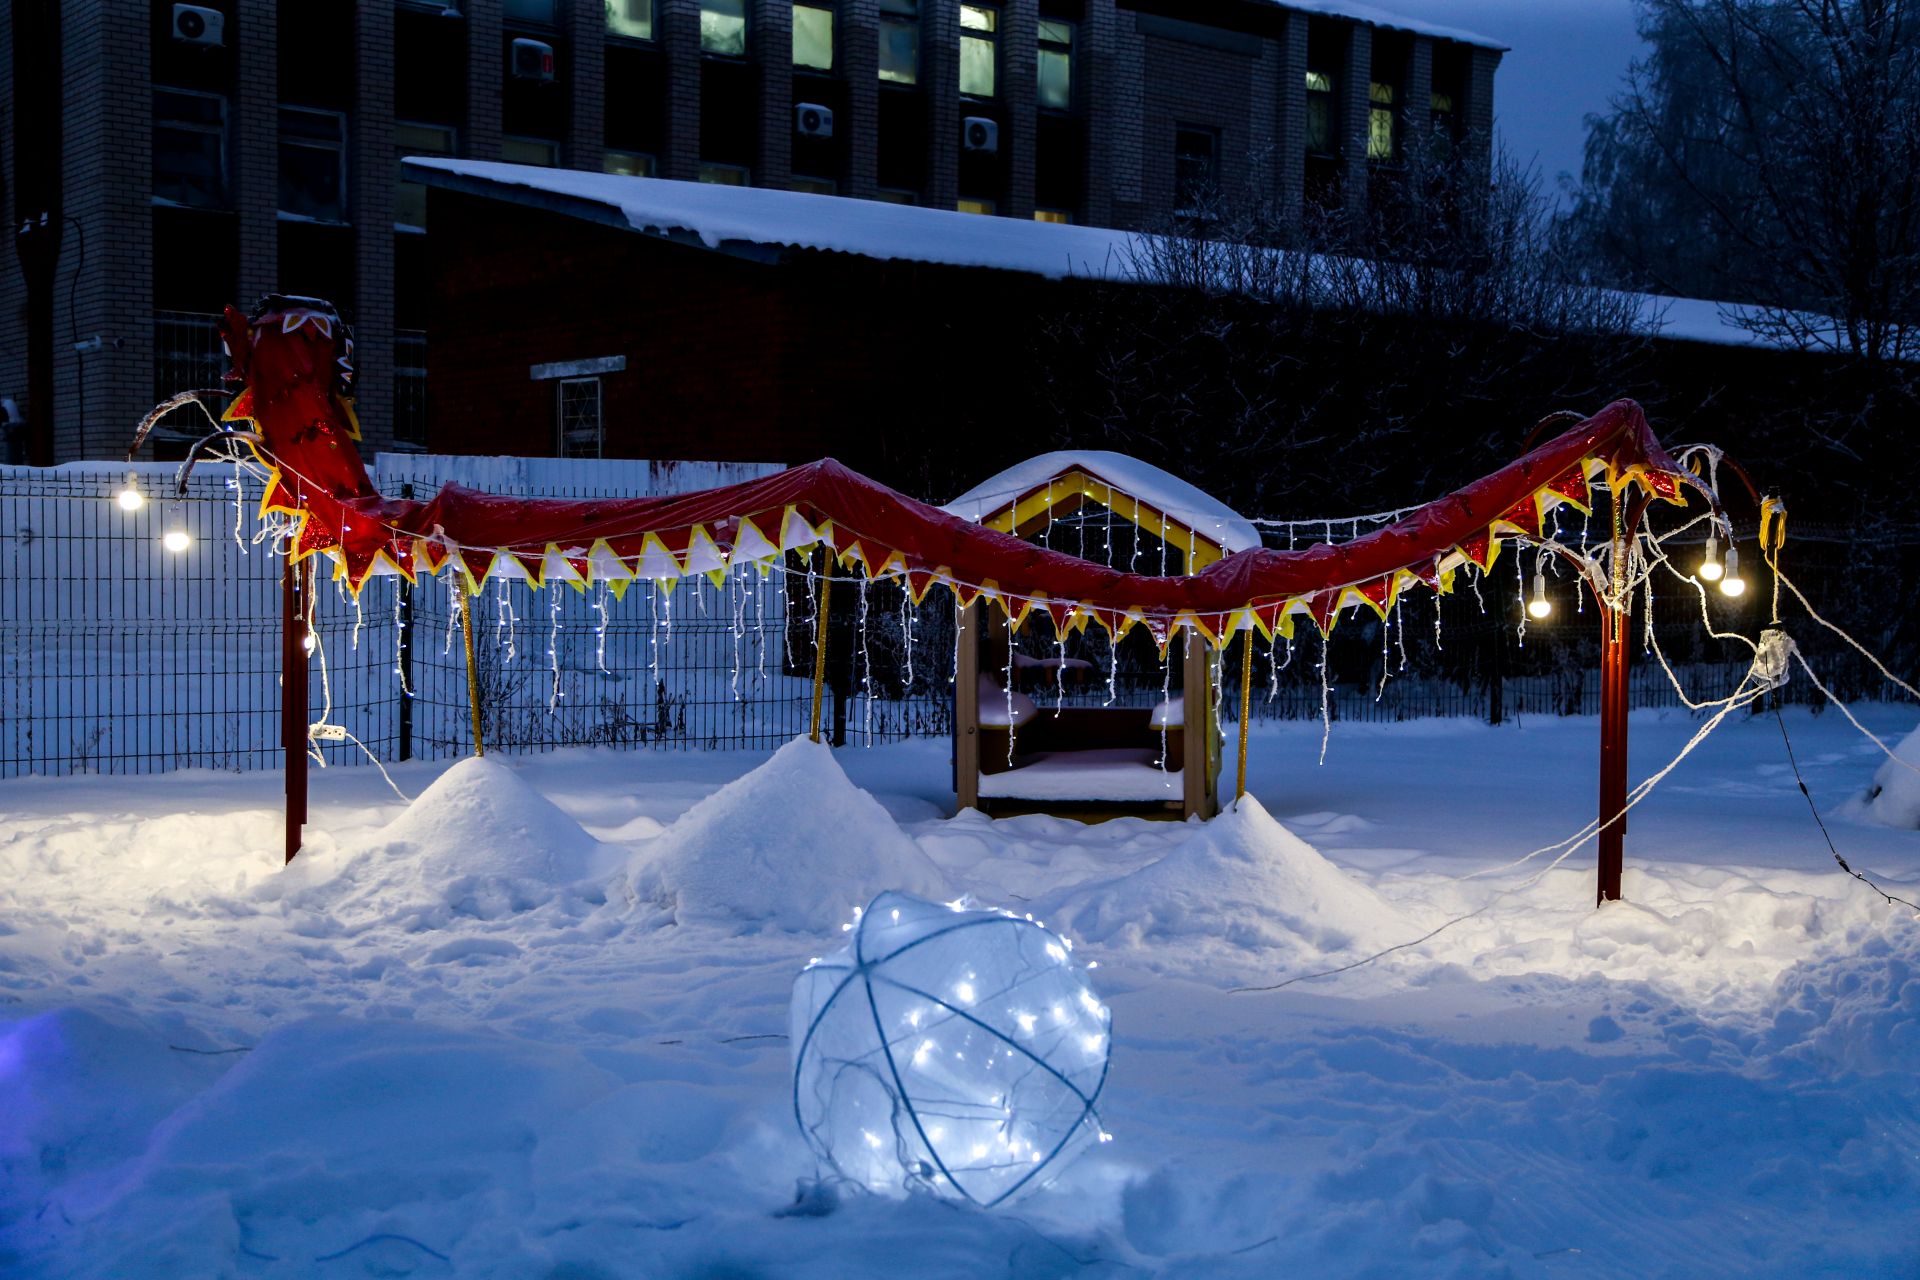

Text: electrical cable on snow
xmin=1773 ymin=707 xmax=1920 ymax=915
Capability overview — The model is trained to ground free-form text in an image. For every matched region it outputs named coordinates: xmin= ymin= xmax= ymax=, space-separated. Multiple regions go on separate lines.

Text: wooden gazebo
xmin=942 ymin=453 xmax=1261 ymax=821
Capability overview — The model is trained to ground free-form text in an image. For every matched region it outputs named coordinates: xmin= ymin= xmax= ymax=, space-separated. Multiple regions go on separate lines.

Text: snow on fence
xmin=2 ymin=458 xmax=1779 ymax=779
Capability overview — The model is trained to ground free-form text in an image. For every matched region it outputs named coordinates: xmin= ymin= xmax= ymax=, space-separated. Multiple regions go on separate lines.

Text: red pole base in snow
xmin=1596 ymin=601 xmax=1630 ymax=905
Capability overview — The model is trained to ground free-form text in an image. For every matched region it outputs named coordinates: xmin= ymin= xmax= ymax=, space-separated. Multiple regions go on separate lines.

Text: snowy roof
xmin=1275 ymin=1 xmax=1506 ymax=51
xmin=942 ymin=450 xmax=1262 ymax=555
xmin=403 ymin=160 xmax=1834 ymax=354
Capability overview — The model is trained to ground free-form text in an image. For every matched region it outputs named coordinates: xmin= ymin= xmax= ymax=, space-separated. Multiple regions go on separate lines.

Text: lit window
xmin=1037 ymin=19 xmax=1072 ymax=110
xmin=1033 ymin=208 xmax=1070 ymax=224
xmin=154 ymin=89 xmax=229 ymax=210
xmin=794 ymin=3 xmax=833 ymax=70
xmin=959 ymin=5 xmax=997 ymax=98
xmin=791 ymin=175 xmax=837 ymax=195
xmin=1174 ymin=125 xmax=1217 ymax=212
xmin=879 ymin=0 xmax=919 ymax=84
xmin=699 ymin=162 xmax=751 ymax=185
xmin=876 ymin=188 xmax=918 ymax=204
xmin=502 ymin=135 xmax=560 ymax=166
xmin=604 ymin=149 xmax=657 ymax=177
xmin=702 ymin=0 xmax=747 ymax=55
xmin=1368 ymin=81 xmax=1397 ymax=162
xmin=606 ymin=0 xmax=654 ymax=40
xmin=394 ymin=121 xmax=456 ymax=231
xmin=557 ymin=377 xmax=603 ymax=458
xmin=280 ymin=107 xmax=349 ymax=223
xmin=957 ymin=196 xmax=995 ymax=215
xmin=1305 ymin=68 xmax=1334 ymax=156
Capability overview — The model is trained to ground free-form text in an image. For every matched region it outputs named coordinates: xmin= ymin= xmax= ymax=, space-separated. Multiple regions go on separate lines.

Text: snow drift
xmin=329 ymin=756 xmax=618 ymax=922
xmin=1049 ymin=795 xmax=1410 ymax=963
xmin=626 ymin=736 xmax=947 ymax=932
xmin=1857 ymin=720 xmax=1920 ymax=828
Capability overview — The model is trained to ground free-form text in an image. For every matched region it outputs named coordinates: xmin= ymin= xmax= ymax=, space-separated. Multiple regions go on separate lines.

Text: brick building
xmin=0 ymin=0 xmax=1501 ymax=464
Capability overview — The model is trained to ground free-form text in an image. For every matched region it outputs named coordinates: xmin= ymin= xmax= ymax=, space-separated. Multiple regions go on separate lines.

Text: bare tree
xmin=1028 ymin=138 xmax=1654 ymax=516
xmin=1571 ymin=0 xmax=1920 ymax=365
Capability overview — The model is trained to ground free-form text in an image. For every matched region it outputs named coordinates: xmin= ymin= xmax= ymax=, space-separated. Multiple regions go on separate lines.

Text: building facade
xmin=0 ymin=0 xmax=1499 ymax=464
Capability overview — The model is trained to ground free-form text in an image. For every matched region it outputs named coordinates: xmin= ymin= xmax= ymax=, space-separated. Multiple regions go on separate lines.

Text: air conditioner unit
xmin=172 ymin=4 xmax=225 ymax=47
xmin=962 ymin=116 xmax=999 ymax=153
xmin=794 ymin=102 xmax=834 ymax=140
xmin=510 ymin=37 xmax=556 ymax=82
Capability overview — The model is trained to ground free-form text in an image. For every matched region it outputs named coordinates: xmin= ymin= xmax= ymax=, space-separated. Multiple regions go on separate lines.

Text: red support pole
xmin=283 ymin=557 xmax=309 ymax=864
xmin=1596 ymin=598 xmax=1629 ymax=904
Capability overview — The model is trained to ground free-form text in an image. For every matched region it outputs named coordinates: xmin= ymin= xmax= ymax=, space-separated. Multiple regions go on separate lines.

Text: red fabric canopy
xmin=224 ymin=298 xmax=1702 ymax=643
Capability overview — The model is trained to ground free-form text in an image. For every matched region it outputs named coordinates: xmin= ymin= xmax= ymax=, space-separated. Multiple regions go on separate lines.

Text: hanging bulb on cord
xmin=1698 ymin=530 xmax=1724 ymax=582
xmin=1527 ymin=568 xmax=1552 ymax=619
xmin=1719 ymin=544 xmax=1746 ymax=597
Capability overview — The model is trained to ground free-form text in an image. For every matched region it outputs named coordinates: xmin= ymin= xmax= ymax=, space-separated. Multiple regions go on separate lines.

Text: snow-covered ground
xmin=3 ymin=707 xmax=1918 ymax=1277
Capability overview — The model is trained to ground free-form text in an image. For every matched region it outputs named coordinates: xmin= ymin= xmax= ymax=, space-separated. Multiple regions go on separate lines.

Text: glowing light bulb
xmin=1719 ymin=545 xmax=1745 ymax=598
xmin=1527 ymin=569 xmax=1551 ymax=620
xmin=161 ymin=528 xmax=191 ymax=553
xmin=115 ymin=472 xmax=144 ymax=511
xmin=1698 ymin=531 xmax=1724 ymax=582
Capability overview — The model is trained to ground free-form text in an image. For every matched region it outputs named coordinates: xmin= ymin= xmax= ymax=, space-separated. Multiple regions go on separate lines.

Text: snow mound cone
xmin=627 ymin=736 xmax=947 ymax=933
xmin=337 ymin=757 xmax=616 ymax=921
xmin=1858 ymin=720 xmax=1920 ymax=828
xmin=1049 ymin=795 xmax=1408 ymax=957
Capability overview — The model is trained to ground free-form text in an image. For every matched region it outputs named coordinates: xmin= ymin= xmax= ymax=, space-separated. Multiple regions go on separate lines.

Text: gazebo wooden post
xmin=954 ymin=599 xmax=981 ymax=809
xmin=1181 ymin=632 xmax=1213 ymax=818
xmin=1235 ymin=628 xmax=1253 ymax=801
xmin=459 ymin=584 xmax=484 ymax=757
xmin=809 ymin=551 xmax=833 ymax=743
xmin=282 ymin=556 xmax=310 ymax=864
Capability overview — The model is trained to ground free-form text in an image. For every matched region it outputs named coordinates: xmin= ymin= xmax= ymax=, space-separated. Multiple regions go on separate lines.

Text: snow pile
xmin=328 ymin=756 xmax=618 ymax=923
xmin=1048 ymin=795 xmax=1410 ymax=969
xmin=1856 ymin=720 xmax=1920 ymax=828
xmin=627 ymin=736 xmax=947 ymax=932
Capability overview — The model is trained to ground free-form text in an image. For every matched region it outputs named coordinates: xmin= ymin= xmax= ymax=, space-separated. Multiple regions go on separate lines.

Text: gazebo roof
xmin=942 ymin=451 xmax=1261 ymax=570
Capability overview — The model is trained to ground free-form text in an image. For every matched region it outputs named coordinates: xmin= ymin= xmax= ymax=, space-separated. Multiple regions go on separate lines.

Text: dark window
xmin=879 ymin=0 xmax=919 ymax=84
xmin=502 ymin=135 xmax=561 ymax=166
xmin=504 ymin=0 xmax=557 ymax=23
xmin=1037 ymin=19 xmax=1072 ymax=110
xmin=394 ymin=121 xmax=457 ymax=231
xmin=558 ymin=378 xmax=603 ymax=457
xmin=607 ymin=0 xmax=654 ymax=40
xmin=702 ymin=0 xmax=747 ymax=56
xmin=794 ymin=3 xmax=833 ymax=70
xmin=1305 ymin=69 xmax=1334 ymax=156
xmin=1174 ymin=125 xmax=1218 ymax=211
xmin=154 ymin=89 xmax=229 ymax=210
xmin=699 ymin=161 xmax=751 ymax=185
xmin=959 ymin=4 xmax=997 ymax=98
xmin=279 ymin=106 xmax=348 ymax=223
xmin=393 ymin=330 xmax=428 ymax=451
xmin=605 ymin=149 xmax=657 ymax=176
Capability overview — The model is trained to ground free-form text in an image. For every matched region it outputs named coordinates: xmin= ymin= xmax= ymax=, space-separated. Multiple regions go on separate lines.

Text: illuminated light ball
xmin=1697 ymin=558 xmax=1724 ymax=582
xmin=791 ymin=890 xmax=1110 ymax=1207
xmin=1527 ymin=597 xmax=1552 ymax=620
xmin=161 ymin=528 xmax=191 ymax=554
xmin=116 ymin=484 xmax=144 ymax=512
xmin=1720 ymin=576 xmax=1747 ymax=598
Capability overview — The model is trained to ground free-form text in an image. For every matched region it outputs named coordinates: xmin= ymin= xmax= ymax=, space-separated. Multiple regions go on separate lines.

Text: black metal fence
xmin=0 ymin=459 xmax=1895 ymax=779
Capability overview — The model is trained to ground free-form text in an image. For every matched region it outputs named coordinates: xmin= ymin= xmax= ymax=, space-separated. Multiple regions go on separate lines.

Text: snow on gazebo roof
xmin=942 ymin=450 xmax=1262 ymax=560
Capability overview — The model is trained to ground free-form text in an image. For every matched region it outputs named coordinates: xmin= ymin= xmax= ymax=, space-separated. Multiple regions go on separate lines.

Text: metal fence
xmin=0 ymin=457 xmax=1888 ymax=779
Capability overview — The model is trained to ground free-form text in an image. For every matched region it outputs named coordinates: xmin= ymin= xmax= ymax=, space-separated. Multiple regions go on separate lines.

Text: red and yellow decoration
xmin=216 ymin=295 xmax=1707 ymax=643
